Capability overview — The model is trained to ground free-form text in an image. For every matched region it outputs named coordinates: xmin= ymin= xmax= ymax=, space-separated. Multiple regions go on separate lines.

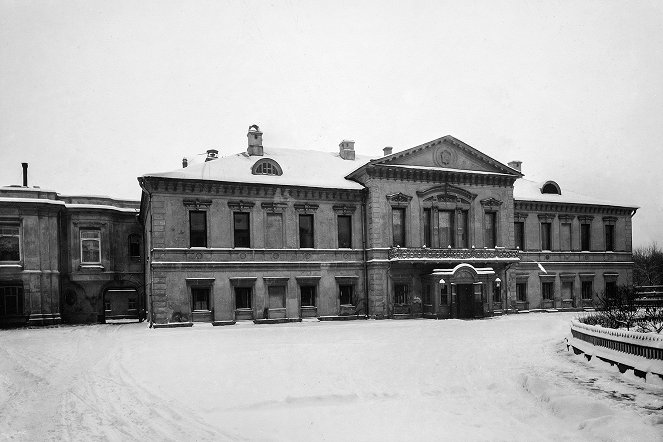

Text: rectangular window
xmin=189 ymin=211 xmax=207 ymax=247
xmin=104 ymin=299 xmax=111 ymax=311
xmin=339 ymin=285 xmax=353 ymax=305
xmin=542 ymin=281 xmax=553 ymax=300
xmin=581 ymin=281 xmax=593 ymax=300
xmin=423 ymin=285 xmax=431 ymax=305
xmin=540 ymin=222 xmax=551 ymax=251
xmin=0 ymin=224 xmax=20 ymax=261
xmin=440 ymin=285 xmax=448 ymax=305
xmin=581 ymin=224 xmax=591 ymax=251
xmin=605 ymin=225 xmax=615 ymax=252
xmin=605 ymin=281 xmax=617 ymax=299
xmin=235 ymin=287 xmax=252 ymax=309
xmin=438 ymin=210 xmax=454 ymax=248
xmin=392 ymin=208 xmax=406 ymax=246
xmin=516 ymin=282 xmax=527 ymax=302
xmin=300 ymin=286 xmax=316 ymax=307
xmin=458 ymin=211 xmax=469 ymax=248
xmin=337 ymin=215 xmax=352 ymax=249
xmin=0 ymin=286 xmax=23 ymax=316
xmin=268 ymin=285 xmax=286 ymax=309
xmin=423 ymin=208 xmax=431 ymax=247
xmin=394 ymin=284 xmax=408 ymax=304
xmin=234 ymin=212 xmax=250 ymax=248
xmin=128 ymin=298 xmax=137 ymax=310
xmin=265 ymin=213 xmax=283 ymax=248
xmin=484 ymin=212 xmax=497 ymax=248
xmin=514 ymin=221 xmax=525 ymax=250
xmin=493 ymin=282 xmax=501 ymax=303
xmin=299 ymin=214 xmax=314 ymax=248
xmin=192 ymin=288 xmax=210 ymax=311
xmin=560 ymin=223 xmax=571 ymax=251
xmin=562 ymin=281 xmax=573 ymax=300
xmin=129 ymin=235 xmax=140 ymax=259
xmin=81 ymin=229 xmax=101 ymax=263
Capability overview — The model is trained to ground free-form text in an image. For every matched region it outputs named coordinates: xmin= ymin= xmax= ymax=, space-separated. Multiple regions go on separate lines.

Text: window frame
xmin=392 ymin=207 xmax=406 ymax=247
xmin=605 ymin=224 xmax=615 ymax=252
xmin=484 ymin=211 xmax=497 ymax=248
xmin=516 ymin=282 xmax=527 ymax=302
xmin=0 ymin=223 xmax=21 ymax=262
xmin=541 ymin=281 xmax=554 ymax=301
xmin=581 ymin=280 xmax=593 ymax=300
xmin=128 ymin=234 xmax=141 ymax=260
xmin=300 ymin=285 xmax=316 ymax=307
xmin=337 ymin=215 xmax=352 ymax=249
xmin=299 ymin=214 xmax=315 ymax=248
xmin=514 ymin=221 xmax=525 ymax=250
xmin=252 ymin=159 xmax=283 ymax=176
xmin=394 ymin=283 xmax=409 ymax=305
xmin=0 ymin=284 xmax=24 ymax=316
xmin=234 ymin=286 xmax=253 ymax=310
xmin=191 ymin=287 xmax=211 ymax=312
xmin=189 ymin=210 xmax=208 ymax=248
xmin=339 ymin=284 xmax=354 ymax=306
xmin=80 ymin=229 xmax=102 ymax=264
xmin=265 ymin=212 xmax=284 ymax=249
xmin=540 ymin=222 xmax=552 ymax=251
xmin=233 ymin=212 xmax=251 ymax=248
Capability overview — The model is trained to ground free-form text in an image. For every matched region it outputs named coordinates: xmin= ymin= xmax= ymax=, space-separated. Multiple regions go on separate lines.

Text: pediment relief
xmin=417 ymin=184 xmax=476 ymax=204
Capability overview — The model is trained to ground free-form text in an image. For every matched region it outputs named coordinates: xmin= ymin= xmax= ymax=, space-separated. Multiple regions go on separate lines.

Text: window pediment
xmin=480 ymin=197 xmax=503 ymax=208
xmin=386 ymin=193 xmax=413 ymax=207
xmin=417 ymin=184 xmax=476 ymax=205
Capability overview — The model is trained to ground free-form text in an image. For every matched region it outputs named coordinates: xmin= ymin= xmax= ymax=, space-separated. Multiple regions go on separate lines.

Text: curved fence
xmin=567 ymin=320 xmax=663 ymax=379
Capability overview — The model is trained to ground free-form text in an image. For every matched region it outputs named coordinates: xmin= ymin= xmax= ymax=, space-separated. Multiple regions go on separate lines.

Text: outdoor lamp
xmin=495 ymin=277 xmax=501 ymax=287
xmin=439 ymin=278 xmax=445 ymax=284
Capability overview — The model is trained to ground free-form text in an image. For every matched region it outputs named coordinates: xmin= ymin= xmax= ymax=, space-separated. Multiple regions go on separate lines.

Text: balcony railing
xmin=388 ymin=247 xmax=520 ymax=262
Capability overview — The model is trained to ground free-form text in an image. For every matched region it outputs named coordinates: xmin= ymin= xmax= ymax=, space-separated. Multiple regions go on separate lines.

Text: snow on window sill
xmin=80 ymin=264 xmax=104 ymax=270
xmin=0 ymin=263 xmax=23 ymax=269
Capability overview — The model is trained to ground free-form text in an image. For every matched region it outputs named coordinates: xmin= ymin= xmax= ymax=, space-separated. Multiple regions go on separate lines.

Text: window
xmin=458 ymin=211 xmax=469 ymax=248
xmin=438 ymin=210 xmax=454 ymax=248
xmin=516 ymin=283 xmax=527 ymax=302
xmin=560 ymin=223 xmax=571 ymax=251
xmin=192 ymin=288 xmax=210 ymax=311
xmin=128 ymin=298 xmax=137 ymax=310
xmin=234 ymin=213 xmax=250 ymax=248
xmin=605 ymin=281 xmax=617 ymax=299
xmin=265 ymin=213 xmax=283 ymax=248
xmin=252 ymin=159 xmax=282 ymax=176
xmin=0 ymin=224 xmax=20 ymax=261
xmin=581 ymin=281 xmax=593 ymax=300
xmin=301 ymin=286 xmax=316 ymax=307
xmin=541 ymin=181 xmax=561 ymax=194
xmin=540 ymin=222 xmax=551 ymax=251
xmin=423 ymin=208 xmax=431 ymax=247
xmin=337 ymin=215 xmax=352 ymax=248
xmin=0 ymin=285 xmax=23 ymax=316
xmin=392 ymin=208 xmax=406 ymax=246
xmin=81 ymin=229 xmax=101 ymax=263
xmin=514 ymin=221 xmax=525 ymax=250
xmin=104 ymin=299 xmax=111 ymax=311
xmin=268 ymin=285 xmax=286 ymax=309
xmin=394 ymin=284 xmax=408 ymax=304
xmin=339 ymin=285 xmax=353 ymax=305
xmin=299 ymin=214 xmax=314 ymax=248
xmin=492 ymin=282 xmax=501 ymax=303
xmin=235 ymin=287 xmax=252 ymax=309
xmin=423 ymin=285 xmax=431 ymax=305
xmin=484 ymin=212 xmax=497 ymax=248
xmin=605 ymin=224 xmax=615 ymax=252
xmin=189 ymin=211 xmax=207 ymax=247
xmin=542 ymin=281 xmax=553 ymax=300
xmin=581 ymin=223 xmax=591 ymax=251
xmin=440 ymin=284 xmax=448 ymax=305
xmin=129 ymin=234 xmax=140 ymax=259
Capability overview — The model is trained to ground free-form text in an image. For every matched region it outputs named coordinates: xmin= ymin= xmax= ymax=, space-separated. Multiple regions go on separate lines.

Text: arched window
xmin=252 ymin=159 xmax=282 ymax=176
xmin=541 ymin=181 xmax=561 ymax=195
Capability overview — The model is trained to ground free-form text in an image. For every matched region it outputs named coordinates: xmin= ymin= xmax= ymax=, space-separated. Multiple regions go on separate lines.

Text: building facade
xmin=139 ymin=126 xmax=637 ymax=327
xmin=0 ymin=171 xmax=144 ymax=327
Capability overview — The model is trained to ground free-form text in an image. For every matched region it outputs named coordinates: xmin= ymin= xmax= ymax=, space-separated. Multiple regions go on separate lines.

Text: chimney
xmin=205 ymin=149 xmax=219 ymax=162
xmin=182 ymin=158 xmax=188 ymax=168
xmin=383 ymin=146 xmax=393 ymax=156
xmin=508 ymin=160 xmax=522 ymax=172
xmin=247 ymin=124 xmax=263 ymax=156
xmin=21 ymin=163 xmax=28 ymax=187
xmin=339 ymin=140 xmax=355 ymax=160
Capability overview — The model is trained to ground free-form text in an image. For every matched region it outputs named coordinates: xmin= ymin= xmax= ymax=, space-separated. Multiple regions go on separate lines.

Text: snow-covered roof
xmin=144 ymin=147 xmax=377 ymax=190
xmin=514 ymin=178 xmax=637 ymax=209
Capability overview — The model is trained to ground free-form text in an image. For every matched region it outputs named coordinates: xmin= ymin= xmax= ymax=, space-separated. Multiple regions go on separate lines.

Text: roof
xmin=144 ymin=147 xmax=377 ymax=190
xmin=513 ymin=178 xmax=637 ymax=209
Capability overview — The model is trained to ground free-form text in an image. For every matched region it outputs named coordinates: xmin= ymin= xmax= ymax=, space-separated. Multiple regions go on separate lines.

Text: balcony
xmin=388 ymin=247 xmax=520 ymax=263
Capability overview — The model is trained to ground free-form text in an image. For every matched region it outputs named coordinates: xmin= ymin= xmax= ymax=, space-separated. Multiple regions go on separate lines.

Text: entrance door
xmin=457 ymin=284 xmax=474 ymax=319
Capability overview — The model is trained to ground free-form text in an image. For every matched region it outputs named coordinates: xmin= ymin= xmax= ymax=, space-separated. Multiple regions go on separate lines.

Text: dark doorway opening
xmin=457 ymin=284 xmax=475 ymax=319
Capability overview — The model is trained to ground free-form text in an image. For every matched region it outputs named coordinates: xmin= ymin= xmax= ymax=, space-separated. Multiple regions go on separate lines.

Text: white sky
xmin=1 ymin=0 xmax=662 ymax=247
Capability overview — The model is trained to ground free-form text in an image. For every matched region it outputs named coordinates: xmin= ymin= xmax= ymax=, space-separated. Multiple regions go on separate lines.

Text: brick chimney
xmin=508 ymin=160 xmax=522 ymax=172
xmin=383 ymin=146 xmax=393 ymax=156
xmin=205 ymin=149 xmax=219 ymax=162
xmin=339 ymin=140 xmax=355 ymax=160
xmin=21 ymin=163 xmax=28 ymax=187
xmin=247 ymin=124 xmax=263 ymax=156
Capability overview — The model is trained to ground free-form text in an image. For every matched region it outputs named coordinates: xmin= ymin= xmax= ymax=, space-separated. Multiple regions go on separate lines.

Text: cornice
xmin=514 ymin=200 xmax=634 ymax=216
xmin=365 ymin=164 xmax=517 ymax=188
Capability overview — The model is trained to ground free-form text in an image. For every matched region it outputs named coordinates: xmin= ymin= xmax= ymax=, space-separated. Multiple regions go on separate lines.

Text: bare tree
xmin=633 ymin=243 xmax=663 ymax=286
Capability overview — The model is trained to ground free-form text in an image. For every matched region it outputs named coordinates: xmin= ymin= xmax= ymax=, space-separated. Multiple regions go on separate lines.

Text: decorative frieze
xmin=183 ymin=198 xmax=212 ymax=209
xmin=332 ymin=204 xmax=357 ymax=214
xmin=537 ymin=213 xmax=556 ymax=222
xmin=261 ymin=202 xmax=287 ymax=213
xmin=388 ymin=247 xmax=520 ymax=262
xmin=294 ymin=202 xmax=319 ymax=213
xmin=227 ymin=200 xmax=255 ymax=211
xmin=385 ymin=192 xmax=413 ymax=207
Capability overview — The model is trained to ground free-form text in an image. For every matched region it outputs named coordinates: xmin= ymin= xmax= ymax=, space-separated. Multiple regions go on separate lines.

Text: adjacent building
xmin=138 ymin=126 xmax=637 ymax=327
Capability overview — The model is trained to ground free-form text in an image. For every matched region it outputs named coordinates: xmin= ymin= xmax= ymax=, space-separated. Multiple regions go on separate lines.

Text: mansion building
xmin=0 ymin=126 xmax=637 ymax=327
xmin=137 ymin=126 xmax=637 ymax=327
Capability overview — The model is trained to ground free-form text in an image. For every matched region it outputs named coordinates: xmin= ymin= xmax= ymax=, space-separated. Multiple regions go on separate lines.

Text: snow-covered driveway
xmin=1 ymin=313 xmax=661 ymax=441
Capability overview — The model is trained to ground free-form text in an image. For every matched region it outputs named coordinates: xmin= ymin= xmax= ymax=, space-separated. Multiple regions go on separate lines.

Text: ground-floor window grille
xmin=581 ymin=281 xmax=593 ymax=300
xmin=0 ymin=286 xmax=23 ymax=316
xmin=339 ymin=285 xmax=353 ymax=305
xmin=394 ymin=284 xmax=408 ymax=304
xmin=192 ymin=288 xmax=210 ymax=311
xmin=542 ymin=282 xmax=553 ymax=300
xmin=300 ymin=286 xmax=316 ymax=307
xmin=235 ymin=287 xmax=252 ymax=309
xmin=516 ymin=283 xmax=527 ymax=302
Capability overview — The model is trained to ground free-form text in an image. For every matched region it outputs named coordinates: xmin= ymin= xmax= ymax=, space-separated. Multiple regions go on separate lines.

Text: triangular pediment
xmin=373 ymin=135 xmax=521 ymax=176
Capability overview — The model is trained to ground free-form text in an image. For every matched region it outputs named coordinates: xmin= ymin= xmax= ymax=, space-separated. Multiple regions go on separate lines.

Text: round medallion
xmin=434 ymin=147 xmax=457 ymax=167
xmin=240 ymin=253 xmax=247 ymax=259
xmin=195 ymin=253 xmax=203 ymax=259
xmin=272 ymin=253 xmax=280 ymax=259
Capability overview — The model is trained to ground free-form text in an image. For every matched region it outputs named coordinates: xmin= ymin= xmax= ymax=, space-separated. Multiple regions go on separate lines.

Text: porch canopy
xmin=431 ymin=263 xmax=496 ymax=282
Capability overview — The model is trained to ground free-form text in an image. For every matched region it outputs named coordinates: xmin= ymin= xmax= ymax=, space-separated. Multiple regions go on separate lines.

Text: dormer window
xmin=541 ymin=181 xmax=561 ymax=195
xmin=252 ymin=159 xmax=282 ymax=176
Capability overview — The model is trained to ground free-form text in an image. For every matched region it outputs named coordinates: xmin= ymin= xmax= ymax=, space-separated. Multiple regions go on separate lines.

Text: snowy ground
xmin=1 ymin=313 xmax=662 ymax=441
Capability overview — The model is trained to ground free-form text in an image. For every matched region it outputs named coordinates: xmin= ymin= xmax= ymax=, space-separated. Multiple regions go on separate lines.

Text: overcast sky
xmin=1 ymin=0 xmax=661 ymax=247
